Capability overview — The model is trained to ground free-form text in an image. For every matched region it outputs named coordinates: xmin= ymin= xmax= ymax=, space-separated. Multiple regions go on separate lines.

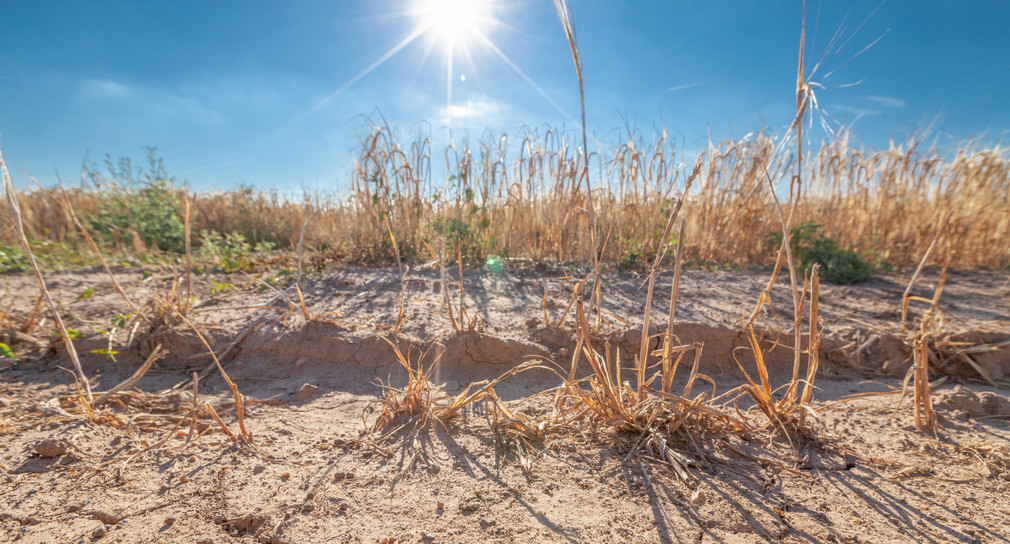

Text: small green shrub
xmin=429 ymin=217 xmax=471 ymax=248
xmin=199 ymin=230 xmax=251 ymax=273
xmin=0 ymin=239 xmax=89 ymax=272
xmin=770 ymin=222 xmax=874 ymax=284
xmin=87 ymin=148 xmax=187 ymax=253
xmin=0 ymin=244 xmax=28 ymax=273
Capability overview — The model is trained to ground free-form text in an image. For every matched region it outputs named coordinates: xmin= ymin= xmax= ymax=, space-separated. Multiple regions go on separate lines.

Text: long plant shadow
xmin=413 ymin=423 xmax=583 ymax=544
xmin=821 ymin=465 xmax=1010 ymax=543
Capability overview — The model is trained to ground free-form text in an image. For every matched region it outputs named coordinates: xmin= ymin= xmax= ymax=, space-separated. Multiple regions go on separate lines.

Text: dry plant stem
xmin=93 ymin=345 xmax=164 ymax=407
xmin=636 ymin=164 xmax=699 ymax=402
xmin=154 ymin=294 xmax=251 ymax=443
xmin=181 ymin=372 xmax=200 ymax=451
xmin=457 ymin=248 xmax=466 ymax=328
xmin=660 ymin=221 xmax=688 ymax=394
xmin=901 ymin=212 xmax=951 ymax=328
xmin=799 ymin=267 xmax=820 ymax=427
xmin=170 ymin=287 xmax=291 ymax=390
xmin=184 ymin=195 xmax=193 ymax=314
xmin=668 ymin=220 xmax=686 ymax=339
xmin=681 ymin=343 xmax=704 ymax=400
xmin=742 ymin=5 xmax=809 ymax=373
xmin=52 ymin=172 xmax=152 ymax=326
xmin=553 ymin=0 xmax=604 ymax=326
xmin=421 ymin=238 xmax=460 ymax=332
xmin=2 ymin=147 xmax=93 ymax=403
xmin=912 ymin=335 xmax=937 ymax=432
xmin=295 ymin=207 xmax=319 ymax=285
xmin=785 ymin=8 xmax=809 ymax=394
xmin=383 ymin=213 xmax=409 ymax=334
xmin=929 ymin=244 xmax=952 ymax=316
xmin=636 ymin=272 xmax=656 ymax=402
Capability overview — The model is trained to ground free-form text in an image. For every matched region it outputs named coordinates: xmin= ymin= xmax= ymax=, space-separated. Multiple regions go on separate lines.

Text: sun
xmin=307 ymin=0 xmax=571 ymax=124
xmin=413 ymin=0 xmax=494 ymax=48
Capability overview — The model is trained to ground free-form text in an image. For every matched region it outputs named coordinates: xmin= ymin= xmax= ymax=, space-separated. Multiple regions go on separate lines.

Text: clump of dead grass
xmin=367 ymin=338 xmax=546 ymax=472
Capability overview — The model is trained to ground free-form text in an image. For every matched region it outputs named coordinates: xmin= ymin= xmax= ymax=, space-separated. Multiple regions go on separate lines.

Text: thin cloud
xmin=666 ymin=78 xmax=720 ymax=93
xmin=74 ymin=77 xmax=229 ymax=129
xmin=78 ymin=78 xmax=132 ymax=98
xmin=440 ymin=98 xmax=503 ymax=123
xmin=833 ymin=104 xmax=881 ymax=118
xmin=865 ymin=95 xmax=906 ymax=108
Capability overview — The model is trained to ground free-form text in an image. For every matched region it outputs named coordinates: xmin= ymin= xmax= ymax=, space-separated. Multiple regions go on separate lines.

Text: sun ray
xmin=303 ymin=25 xmax=429 ymax=116
xmin=474 ymin=32 xmax=576 ymax=124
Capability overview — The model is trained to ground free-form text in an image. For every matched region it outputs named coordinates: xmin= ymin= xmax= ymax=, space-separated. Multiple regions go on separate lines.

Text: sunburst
xmin=305 ymin=0 xmax=571 ymax=123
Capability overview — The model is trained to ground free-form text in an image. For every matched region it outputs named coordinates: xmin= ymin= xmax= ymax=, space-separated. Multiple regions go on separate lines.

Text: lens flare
xmin=414 ymin=0 xmax=493 ymax=47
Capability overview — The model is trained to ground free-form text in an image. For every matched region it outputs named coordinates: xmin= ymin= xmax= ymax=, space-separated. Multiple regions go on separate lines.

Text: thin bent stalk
xmin=2 ymin=145 xmax=93 ymax=403
xmin=52 ymin=176 xmax=151 ymax=326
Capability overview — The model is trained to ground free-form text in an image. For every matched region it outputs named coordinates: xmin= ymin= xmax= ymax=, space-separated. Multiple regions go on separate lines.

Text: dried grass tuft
xmin=368 ymin=338 xmax=544 ymax=473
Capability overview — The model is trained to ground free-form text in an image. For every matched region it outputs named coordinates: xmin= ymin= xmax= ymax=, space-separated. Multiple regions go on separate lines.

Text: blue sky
xmin=1 ymin=0 xmax=1008 ymax=193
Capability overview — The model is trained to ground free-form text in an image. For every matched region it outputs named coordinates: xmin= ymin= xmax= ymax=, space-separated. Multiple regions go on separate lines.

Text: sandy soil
xmin=1 ymin=261 xmax=1009 ymax=543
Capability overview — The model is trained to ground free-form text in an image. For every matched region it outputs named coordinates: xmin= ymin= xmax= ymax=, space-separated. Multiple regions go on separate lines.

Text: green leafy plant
xmin=0 ymin=343 xmax=14 ymax=358
xmin=87 ymin=147 xmax=187 ymax=253
xmin=770 ymin=222 xmax=874 ymax=284
xmin=76 ymin=287 xmax=94 ymax=301
xmin=428 ymin=218 xmax=471 ymax=249
xmin=0 ymin=244 xmax=28 ymax=273
xmin=90 ymin=347 xmax=119 ymax=362
xmin=52 ymin=328 xmax=83 ymax=339
xmin=199 ymin=230 xmax=251 ymax=273
xmin=210 ymin=279 xmax=232 ymax=294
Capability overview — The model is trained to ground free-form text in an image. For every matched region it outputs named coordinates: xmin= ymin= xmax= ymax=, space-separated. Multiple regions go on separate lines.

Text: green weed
xmin=87 ymin=147 xmax=187 ymax=253
xmin=770 ymin=222 xmax=874 ymax=284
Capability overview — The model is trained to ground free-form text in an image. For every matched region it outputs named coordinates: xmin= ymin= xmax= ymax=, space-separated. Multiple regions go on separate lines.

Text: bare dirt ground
xmin=1 ymin=262 xmax=1009 ymax=544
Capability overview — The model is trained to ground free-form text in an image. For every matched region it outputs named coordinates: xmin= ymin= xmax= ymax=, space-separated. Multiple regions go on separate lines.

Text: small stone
xmin=294 ymin=357 xmax=309 ymax=369
xmin=253 ymin=465 xmax=266 ymax=474
xmin=34 ymin=438 xmax=70 ymax=458
xmin=436 ymin=501 xmax=444 ymax=511
xmin=302 ymin=500 xmax=315 ymax=512
xmin=0 ymin=397 xmax=12 ymax=408
xmin=420 ymin=530 xmax=436 ymax=541
xmin=296 ymin=383 xmax=321 ymax=401
xmin=91 ymin=525 xmax=107 ymax=538
xmin=164 ymin=516 xmax=176 ymax=526
xmin=480 ymin=516 xmax=496 ymax=527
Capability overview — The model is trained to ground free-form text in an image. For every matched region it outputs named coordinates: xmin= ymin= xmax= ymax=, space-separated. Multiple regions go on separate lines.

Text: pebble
xmin=164 ymin=516 xmax=176 ymax=526
xmin=480 ymin=516 xmax=496 ymax=527
xmin=302 ymin=500 xmax=316 ymax=512
xmin=91 ymin=526 xmax=107 ymax=538
xmin=296 ymin=383 xmax=321 ymax=400
xmin=34 ymin=438 xmax=69 ymax=458
xmin=0 ymin=397 xmax=12 ymax=408
xmin=420 ymin=530 xmax=436 ymax=541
